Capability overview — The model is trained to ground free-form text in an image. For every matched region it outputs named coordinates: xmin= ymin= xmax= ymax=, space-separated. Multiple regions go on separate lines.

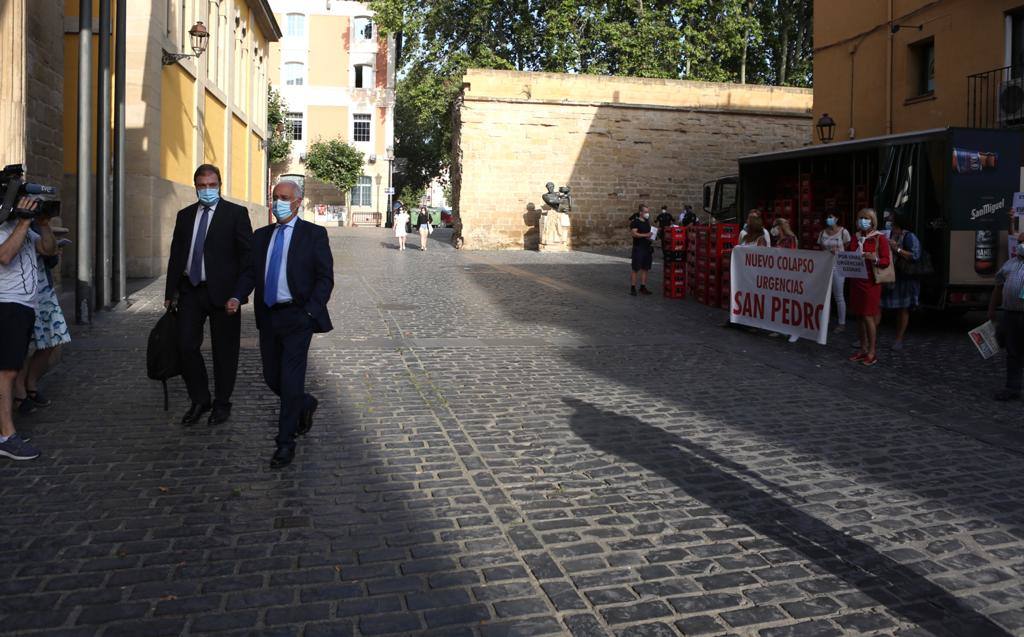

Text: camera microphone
xmin=23 ymin=183 xmax=57 ymax=195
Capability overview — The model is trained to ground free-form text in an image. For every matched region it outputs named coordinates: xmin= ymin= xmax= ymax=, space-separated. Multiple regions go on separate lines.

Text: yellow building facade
xmin=268 ymin=0 xmax=396 ymax=227
xmin=61 ymin=0 xmax=280 ymax=277
xmin=814 ymin=0 xmax=1024 ymax=141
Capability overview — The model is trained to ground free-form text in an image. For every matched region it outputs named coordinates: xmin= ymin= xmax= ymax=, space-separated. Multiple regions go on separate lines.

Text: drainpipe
xmin=112 ymin=0 xmax=126 ymax=304
xmin=886 ymin=0 xmax=894 ymax=135
xmin=96 ymin=0 xmax=111 ymax=308
xmin=76 ymin=0 xmax=94 ymax=324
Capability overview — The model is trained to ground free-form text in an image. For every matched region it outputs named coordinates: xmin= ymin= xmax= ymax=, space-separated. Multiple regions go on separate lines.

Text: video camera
xmin=0 ymin=164 xmax=59 ymax=223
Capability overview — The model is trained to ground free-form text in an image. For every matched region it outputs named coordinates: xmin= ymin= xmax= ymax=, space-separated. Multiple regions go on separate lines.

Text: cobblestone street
xmin=3 ymin=227 xmax=1024 ymax=637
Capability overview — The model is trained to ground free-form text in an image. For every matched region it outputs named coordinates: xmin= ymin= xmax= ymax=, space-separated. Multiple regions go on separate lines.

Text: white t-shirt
xmin=0 ymin=220 xmax=40 ymax=308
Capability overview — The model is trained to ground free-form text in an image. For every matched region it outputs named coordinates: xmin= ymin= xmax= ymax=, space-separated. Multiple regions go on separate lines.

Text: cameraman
xmin=0 ymin=196 xmax=57 ymax=461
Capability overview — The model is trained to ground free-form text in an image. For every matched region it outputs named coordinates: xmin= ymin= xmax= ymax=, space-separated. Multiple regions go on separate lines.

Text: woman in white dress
xmin=394 ymin=207 xmax=410 ymax=251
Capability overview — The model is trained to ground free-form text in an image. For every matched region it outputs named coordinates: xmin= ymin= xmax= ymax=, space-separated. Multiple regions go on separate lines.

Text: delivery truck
xmin=702 ymin=127 xmax=1023 ymax=310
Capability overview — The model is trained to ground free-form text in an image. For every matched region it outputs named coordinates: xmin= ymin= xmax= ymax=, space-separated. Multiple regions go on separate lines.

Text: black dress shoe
xmin=208 ymin=406 xmax=231 ymax=426
xmin=182 ymin=402 xmax=212 ymax=425
xmin=270 ymin=446 xmax=295 ymax=469
xmin=297 ymin=397 xmax=318 ymax=436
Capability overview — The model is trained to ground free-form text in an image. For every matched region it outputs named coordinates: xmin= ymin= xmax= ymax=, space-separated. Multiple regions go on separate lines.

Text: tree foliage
xmin=304 ymin=138 xmax=365 ymax=196
xmin=266 ymin=87 xmax=293 ymax=165
xmin=370 ymin=0 xmax=813 ymax=193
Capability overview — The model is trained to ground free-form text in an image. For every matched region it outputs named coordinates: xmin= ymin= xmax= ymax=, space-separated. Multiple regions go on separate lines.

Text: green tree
xmin=304 ymin=138 xmax=365 ymax=200
xmin=266 ymin=87 xmax=292 ymax=165
xmin=370 ymin=0 xmax=812 ymax=193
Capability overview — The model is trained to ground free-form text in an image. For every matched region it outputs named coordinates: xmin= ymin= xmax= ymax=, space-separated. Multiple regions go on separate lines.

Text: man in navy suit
xmin=227 ymin=180 xmax=333 ymax=468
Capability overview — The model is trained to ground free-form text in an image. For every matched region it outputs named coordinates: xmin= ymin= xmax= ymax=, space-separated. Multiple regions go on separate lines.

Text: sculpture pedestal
xmin=538 ymin=212 xmax=571 ymax=252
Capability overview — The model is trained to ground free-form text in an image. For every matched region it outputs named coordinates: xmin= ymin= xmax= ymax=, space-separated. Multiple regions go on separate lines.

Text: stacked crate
xmin=686 ymin=224 xmax=739 ymax=308
xmin=797 ymin=173 xmax=821 ymax=249
xmin=662 ymin=226 xmax=687 ymax=299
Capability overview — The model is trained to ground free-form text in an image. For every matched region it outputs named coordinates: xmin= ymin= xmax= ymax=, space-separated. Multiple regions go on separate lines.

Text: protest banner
xmin=835 ymin=251 xmax=868 ymax=279
xmin=729 ymin=246 xmax=836 ymax=344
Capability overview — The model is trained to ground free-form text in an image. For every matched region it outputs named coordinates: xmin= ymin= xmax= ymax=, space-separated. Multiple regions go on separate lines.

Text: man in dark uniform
xmin=655 ymin=206 xmax=674 ymax=230
xmin=629 ymin=204 xmax=654 ymax=296
xmin=165 ymin=164 xmax=253 ymax=426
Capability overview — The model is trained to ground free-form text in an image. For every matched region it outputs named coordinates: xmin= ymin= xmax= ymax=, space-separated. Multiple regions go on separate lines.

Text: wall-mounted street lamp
xmin=816 ymin=113 xmax=836 ymax=143
xmin=162 ymin=21 xmax=210 ymax=65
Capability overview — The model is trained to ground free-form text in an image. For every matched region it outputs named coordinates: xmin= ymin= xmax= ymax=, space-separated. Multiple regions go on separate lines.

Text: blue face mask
xmin=273 ymin=200 xmax=294 ymax=220
xmin=197 ymin=188 xmax=220 ymax=205
xmin=859 ymin=218 xmax=872 ymax=231
xmin=825 ymin=217 xmax=837 ymax=227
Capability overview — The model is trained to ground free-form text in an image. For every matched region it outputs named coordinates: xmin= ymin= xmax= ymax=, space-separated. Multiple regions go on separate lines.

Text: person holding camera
xmin=0 ymin=197 xmax=57 ymax=461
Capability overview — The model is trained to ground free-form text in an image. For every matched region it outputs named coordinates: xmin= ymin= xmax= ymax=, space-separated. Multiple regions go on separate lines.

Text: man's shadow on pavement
xmin=564 ymin=397 xmax=1011 ymax=637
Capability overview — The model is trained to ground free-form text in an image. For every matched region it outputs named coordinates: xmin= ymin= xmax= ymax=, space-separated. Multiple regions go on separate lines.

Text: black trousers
xmin=1001 ymin=311 xmax=1024 ymax=391
xmin=259 ymin=304 xmax=315 ymax=449
xmin=177 ymin=278 xmax=241 ymax=409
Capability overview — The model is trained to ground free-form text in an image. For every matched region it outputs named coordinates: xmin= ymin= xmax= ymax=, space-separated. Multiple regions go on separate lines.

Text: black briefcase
xmin=146 ymin=309 xmax=181 ymax=411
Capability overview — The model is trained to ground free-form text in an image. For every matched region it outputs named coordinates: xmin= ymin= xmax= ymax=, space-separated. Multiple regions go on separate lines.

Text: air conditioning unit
xmin=368 ymin=153 xmax=377 ymax=163
xmin=998 ymin=78 xmax=1024 ymax=127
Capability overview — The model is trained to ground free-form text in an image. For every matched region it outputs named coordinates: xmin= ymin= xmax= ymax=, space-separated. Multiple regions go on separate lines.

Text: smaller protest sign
xmin=835 ymin=251 xmax=868 ymax=280
xmin=968 ymin=321 xmax=1001 ymax=359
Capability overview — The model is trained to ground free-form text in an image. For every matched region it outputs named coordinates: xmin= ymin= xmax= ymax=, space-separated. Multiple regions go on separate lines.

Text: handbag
xmin=894 ymin=233 xmax=935 ymax=277
xmin=866 ymin=236 xmax=896 ymax=284
xmin=146 ymin=308 xmax=181 ymax=411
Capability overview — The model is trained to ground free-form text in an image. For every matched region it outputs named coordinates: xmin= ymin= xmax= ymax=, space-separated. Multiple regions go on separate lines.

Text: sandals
xmin=13 ymin=397 xmax=36 ymax=415
xmin=26 ymin=390 xmax=50 ymax=407
xmin=849 ymin=352 xmax=867 ymax=362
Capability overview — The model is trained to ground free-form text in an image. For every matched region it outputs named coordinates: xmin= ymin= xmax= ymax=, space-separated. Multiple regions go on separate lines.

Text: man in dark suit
xmin=227 ymin=180 xmax=333 ymax=468
xmin=165 ymin=164 xmax=253 ymax=426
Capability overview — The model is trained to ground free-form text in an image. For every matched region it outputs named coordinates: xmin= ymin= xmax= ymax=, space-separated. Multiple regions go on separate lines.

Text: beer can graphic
xmin=975 ymin=229 xmax=996 ymax=275
xmin=953 ymin=149 xmax=998 ymax=174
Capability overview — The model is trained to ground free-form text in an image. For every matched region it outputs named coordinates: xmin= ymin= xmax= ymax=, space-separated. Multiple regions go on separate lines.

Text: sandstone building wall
xmin=453 ymin=69 xmax=814 ymax=250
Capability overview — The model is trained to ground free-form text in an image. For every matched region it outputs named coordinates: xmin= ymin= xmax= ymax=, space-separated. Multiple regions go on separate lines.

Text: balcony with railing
xmin=967 ymin=65 xmax=1024 ymax=128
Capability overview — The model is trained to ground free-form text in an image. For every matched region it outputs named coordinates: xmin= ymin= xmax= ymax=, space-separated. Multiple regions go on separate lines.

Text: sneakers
xmin=0 ymin=434 xmax=41 ymax=461
xmin=630 ymin=286 xmax=637 ymax=296
xmin=861 ymin=355 xmax=878 ymax=366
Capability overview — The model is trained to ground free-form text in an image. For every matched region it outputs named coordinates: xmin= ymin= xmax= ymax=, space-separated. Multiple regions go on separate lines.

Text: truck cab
xmin=703 ymin=176 xmax=739 ymax=222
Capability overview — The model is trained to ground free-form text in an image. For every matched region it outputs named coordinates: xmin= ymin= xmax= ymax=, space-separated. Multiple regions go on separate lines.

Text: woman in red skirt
xmin=848 ymin=208 xmax=891 ymax=366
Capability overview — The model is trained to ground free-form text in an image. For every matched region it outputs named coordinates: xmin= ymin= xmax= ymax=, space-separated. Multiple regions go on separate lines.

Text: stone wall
xmin=0 ymin=0 xmax=63 ymax=187
xmin=454 ymin=69 xmax=814 ymax=250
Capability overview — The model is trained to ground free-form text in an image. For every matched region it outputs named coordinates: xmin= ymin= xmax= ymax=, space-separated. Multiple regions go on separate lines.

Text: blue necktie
xmin=188 ymin=206 xmax=210 ymax=286
xmin=264 ymin=225 xmax=288 ymax=306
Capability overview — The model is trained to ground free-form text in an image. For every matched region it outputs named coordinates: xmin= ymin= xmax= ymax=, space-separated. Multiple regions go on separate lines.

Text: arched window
xmin=286 ymin=13 xmax=305 ymax=38
xmin=284 ymin=62 xmax=305 ymax=86
xmin=353 ymin=16 xmax=373 ymax=40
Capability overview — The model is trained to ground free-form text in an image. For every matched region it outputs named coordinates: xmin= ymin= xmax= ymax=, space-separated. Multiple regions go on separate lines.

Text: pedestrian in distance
xmin=14 ymin=221 xmax=70 ymax=414
xmin=629 ymin=204 xmax=655 ymax=296
xmin=394 ymin=206 xmax=410 ymax=251
xmin=655 ymin=205 xmax=674 ymax=230
xmin=988 ymin=231 xmax=1024 ymax=401
xmin=164 ymin=164 xmax=253 ymax=426
xmin=818 ymin=213 xmax=851 ymax=333
xmin=772 ymin=218 xmax=798 ymax=249
xmin=416 ymin=206 xmax=431 ymax=252
xmin=678 ymin=204 xmax=698 ymax=227
xmin=881 ymin=214 xmax=922 ymax=351
xmin=738 ymin=210 xmax=769 ymax=247
xmin=227 ymin=181 xmax=334 ymax=468
xmin=0 ymin=197 xmax=57 ymax=461
xmin=848 ymin=208 xmax=892 ymax=367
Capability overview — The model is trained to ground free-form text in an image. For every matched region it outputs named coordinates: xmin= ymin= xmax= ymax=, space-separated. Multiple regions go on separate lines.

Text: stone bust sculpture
xmin=542 ymin=182 xmax=572 ymax=213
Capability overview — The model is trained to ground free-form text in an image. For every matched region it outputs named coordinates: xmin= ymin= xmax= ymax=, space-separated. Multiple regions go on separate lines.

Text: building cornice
xmin=248 ymin=0 xmax=282 ymax=41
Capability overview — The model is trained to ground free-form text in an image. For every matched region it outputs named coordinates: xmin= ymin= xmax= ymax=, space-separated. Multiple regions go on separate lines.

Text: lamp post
xmin=375 ymin=173 xmax=382 ymax=223
xmin=816 ymin=113 xmax=836 ymax=143
xmin=385 ymin=145 xmax=394 ymax=228
xmin=162 ymin=22 xmax=210 ymax=65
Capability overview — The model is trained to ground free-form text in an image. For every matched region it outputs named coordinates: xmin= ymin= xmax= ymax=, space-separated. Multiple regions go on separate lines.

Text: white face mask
xmin=642 ymin=213 xmax=650 ymax=220
xmin=771 ymin=227 xmax=781 ymax=237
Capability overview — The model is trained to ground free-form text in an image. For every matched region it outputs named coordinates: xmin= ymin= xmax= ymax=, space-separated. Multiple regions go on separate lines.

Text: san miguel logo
xmin=970 ymin=198 xmax=1006 ymax=221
